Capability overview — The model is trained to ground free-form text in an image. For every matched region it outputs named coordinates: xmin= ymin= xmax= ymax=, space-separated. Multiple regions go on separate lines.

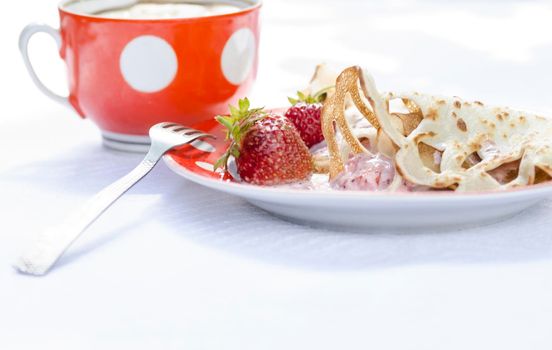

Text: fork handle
xmin=15 ymin=149 xmax=164 ymax=275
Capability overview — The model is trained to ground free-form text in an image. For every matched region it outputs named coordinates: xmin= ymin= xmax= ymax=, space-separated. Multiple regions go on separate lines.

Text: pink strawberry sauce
xmin=330 ymin=153 xmax=395 ymax=191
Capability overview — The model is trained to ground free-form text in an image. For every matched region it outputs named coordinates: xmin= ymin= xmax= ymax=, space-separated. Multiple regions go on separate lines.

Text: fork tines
xmin=160 ymin=122 xmax=181 ymax=129
xmin=156 ymin=122 xmax=215 ymax=147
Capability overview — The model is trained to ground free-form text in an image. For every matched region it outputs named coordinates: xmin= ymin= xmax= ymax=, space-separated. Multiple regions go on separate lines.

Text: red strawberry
xmin=215 ymin=98 xmax=312 ymax=185
xmin=285 ymin=90 xmax=328 ymax=148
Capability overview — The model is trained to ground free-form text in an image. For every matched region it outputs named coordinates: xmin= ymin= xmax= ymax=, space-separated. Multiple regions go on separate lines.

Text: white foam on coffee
xmin=64 ymin=0 xmax=245 ymax=19
xmin=65 ymin=0 xmax=138 ymax=15
xmin=98 ymin=3 xmax=240 ymax=19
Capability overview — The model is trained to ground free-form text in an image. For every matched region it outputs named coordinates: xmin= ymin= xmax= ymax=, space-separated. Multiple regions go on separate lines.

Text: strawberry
xmin=215 ymin=98 xmax=312 ymax=185
xmin=285 ymin=90 xmax=328 ymax=148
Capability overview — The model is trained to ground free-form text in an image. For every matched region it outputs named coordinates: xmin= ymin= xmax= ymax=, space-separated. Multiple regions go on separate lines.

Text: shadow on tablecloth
xmin=8 ymin=143 xmax=550 ymax=271
xmin=154 ymin=171 xmax=552 ymax=271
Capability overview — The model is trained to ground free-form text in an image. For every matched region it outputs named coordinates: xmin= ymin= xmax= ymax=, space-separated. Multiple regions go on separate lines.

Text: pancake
xmin=321 ymin=66 xmax=552 ymax=192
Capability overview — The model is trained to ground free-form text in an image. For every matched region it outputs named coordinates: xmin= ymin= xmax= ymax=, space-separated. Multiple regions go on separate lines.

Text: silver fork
xmin=15 ymin=122 xmax=215 ymax=276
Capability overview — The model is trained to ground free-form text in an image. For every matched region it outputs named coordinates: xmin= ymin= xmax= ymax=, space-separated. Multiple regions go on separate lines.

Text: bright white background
xmin=2 ymin=0 xmax=552 ymax=349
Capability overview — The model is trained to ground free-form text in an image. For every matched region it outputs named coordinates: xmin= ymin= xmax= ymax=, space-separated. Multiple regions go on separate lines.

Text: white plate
xmin=164 ymin=154 xmax=552 ymax=229
xmin=162 ymin=118 xmax=552 ymax=229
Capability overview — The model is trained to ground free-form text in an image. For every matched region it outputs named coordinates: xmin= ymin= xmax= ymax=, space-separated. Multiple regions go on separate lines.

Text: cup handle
xmin=19 ymin=23 xmax=71 ymax=108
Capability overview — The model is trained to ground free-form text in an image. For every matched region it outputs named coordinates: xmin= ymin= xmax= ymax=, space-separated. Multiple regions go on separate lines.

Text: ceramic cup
xmin=19 ymin=0 xmax=261 ymax=152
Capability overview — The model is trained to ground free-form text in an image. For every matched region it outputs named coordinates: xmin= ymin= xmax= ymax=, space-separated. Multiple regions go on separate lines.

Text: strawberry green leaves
xmin=287 ymin=86 xmax=334 ymax=106
xmin=214 ymin=98 xmax=266 ymax=171
xmin=288 ymin=91 xmax=318 ymax=105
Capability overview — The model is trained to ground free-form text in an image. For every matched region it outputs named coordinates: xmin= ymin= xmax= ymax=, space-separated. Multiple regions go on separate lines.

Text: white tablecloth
xmin=2 ymin=1 xmax=552 ymax=349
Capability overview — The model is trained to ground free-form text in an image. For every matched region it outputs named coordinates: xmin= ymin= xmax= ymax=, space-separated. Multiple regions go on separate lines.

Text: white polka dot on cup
xmin=221 ymin=28 xmax=256 ymax=85
xmin=119 ymin=35 xmax=178 ymax=93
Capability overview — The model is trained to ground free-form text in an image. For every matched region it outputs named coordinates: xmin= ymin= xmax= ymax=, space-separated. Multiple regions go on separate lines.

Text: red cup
xmin=19 ymin=0 xmax=261 ymax=151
